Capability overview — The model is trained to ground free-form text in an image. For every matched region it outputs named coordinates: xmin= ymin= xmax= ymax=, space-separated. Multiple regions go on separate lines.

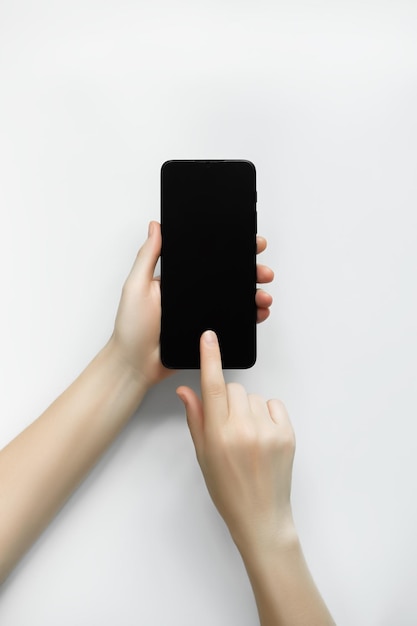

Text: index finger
xmin=200 ymin=330 xmax=229 ymax=424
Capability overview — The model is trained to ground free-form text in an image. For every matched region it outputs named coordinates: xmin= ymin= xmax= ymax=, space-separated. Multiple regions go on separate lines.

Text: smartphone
xmin=160 ymin=159 xmax=257 ymax=369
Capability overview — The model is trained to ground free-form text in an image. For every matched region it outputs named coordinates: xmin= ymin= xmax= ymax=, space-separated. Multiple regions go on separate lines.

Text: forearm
xmin=237 ymin=526 xmax=336 ymax=626
xmin=0 ymin=339 xmax=147 ymax=583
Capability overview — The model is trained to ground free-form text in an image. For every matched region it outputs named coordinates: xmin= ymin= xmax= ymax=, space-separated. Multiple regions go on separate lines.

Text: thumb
xmin=128 ymin=221 xmax=161 ymax=285
xmin=176 ymin=386 xmax=204 ymax=455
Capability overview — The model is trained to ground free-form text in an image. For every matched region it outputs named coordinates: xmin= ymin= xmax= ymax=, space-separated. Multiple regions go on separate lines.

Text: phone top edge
xmin=161 ymin=159 xmax=256 ymax=171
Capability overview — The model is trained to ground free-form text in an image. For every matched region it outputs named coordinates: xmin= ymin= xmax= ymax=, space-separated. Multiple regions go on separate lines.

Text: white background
xmin=0 ymin=1 xmax=416 ymax=624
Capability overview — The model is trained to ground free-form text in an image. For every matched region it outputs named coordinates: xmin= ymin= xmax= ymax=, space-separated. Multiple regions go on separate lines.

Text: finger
xmin=127 ymin=221 xmax=161 ymax=285
xmin=255 ymin=289 xmax=273 ymax=308
xmin=200 ymin=330 xmax=229 ymax=425
xmin=256 ymin=236 xmax=267 ymax=254
xmin=226 ymin=382 xmax=252 ymax=421
xmin=266 ymin=398 xmax=290 ymax=425
xmin=176 ymin=385 xmax=204 ymax=455
xmin=257 ymin=308 xmax=271 ymax=324
xmin=248 ymin=393 xmax=272 ymax=422
xmin=267 ymin=399 xmax=296 ymax=454
xmin=257 ymin=264 xmax=274 ymax=284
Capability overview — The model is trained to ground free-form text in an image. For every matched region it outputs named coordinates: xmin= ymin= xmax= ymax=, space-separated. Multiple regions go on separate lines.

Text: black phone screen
xmin=160 ymin=159 xmax=257 ymax=369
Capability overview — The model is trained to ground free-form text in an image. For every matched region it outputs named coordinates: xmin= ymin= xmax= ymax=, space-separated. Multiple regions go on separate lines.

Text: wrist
xmin=101 ymin=338 xmax=150 ymax=400
xmin=232 ymin=511 xmax=299 ymax=561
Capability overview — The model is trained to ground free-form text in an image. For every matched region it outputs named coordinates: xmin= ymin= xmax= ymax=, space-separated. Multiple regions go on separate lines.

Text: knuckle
xmin=280 ymin=428 xmax=296 ymax=455
xmin=261 ymin=428 xmax=280 ymax=450
xmin=259 ymin=429 xmax=295 ymax=460
xmin=225 ymin=421 xmax=256 ymax=449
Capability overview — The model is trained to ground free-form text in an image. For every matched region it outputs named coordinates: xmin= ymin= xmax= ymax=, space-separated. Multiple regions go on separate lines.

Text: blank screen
xmin=160 ymin=160 xmax=257 ymax=369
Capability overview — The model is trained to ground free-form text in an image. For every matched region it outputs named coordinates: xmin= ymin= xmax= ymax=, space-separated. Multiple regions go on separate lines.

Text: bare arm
xmin=177 ymin=330 xmax=335 ymax=626
xmin=238 ymin=530 xmax=335 ymax=626
xmin=0 ymin=221 xmax=273 ymax=584
xmin=0 ymin=221 xmax=171 ymax=583
xmin=0 ymin=341 xmax=146 ymax=583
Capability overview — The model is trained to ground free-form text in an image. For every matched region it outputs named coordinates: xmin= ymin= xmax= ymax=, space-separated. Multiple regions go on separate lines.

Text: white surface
xmin=0 ymin=1 xmax=416 ymax=624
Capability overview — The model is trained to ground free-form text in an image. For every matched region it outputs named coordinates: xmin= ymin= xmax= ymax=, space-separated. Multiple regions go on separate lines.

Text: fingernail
xmin=148 ymin=221 xmax=154 ymax=237
xmin=203 ymin=330 xmax=217 ymax=345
